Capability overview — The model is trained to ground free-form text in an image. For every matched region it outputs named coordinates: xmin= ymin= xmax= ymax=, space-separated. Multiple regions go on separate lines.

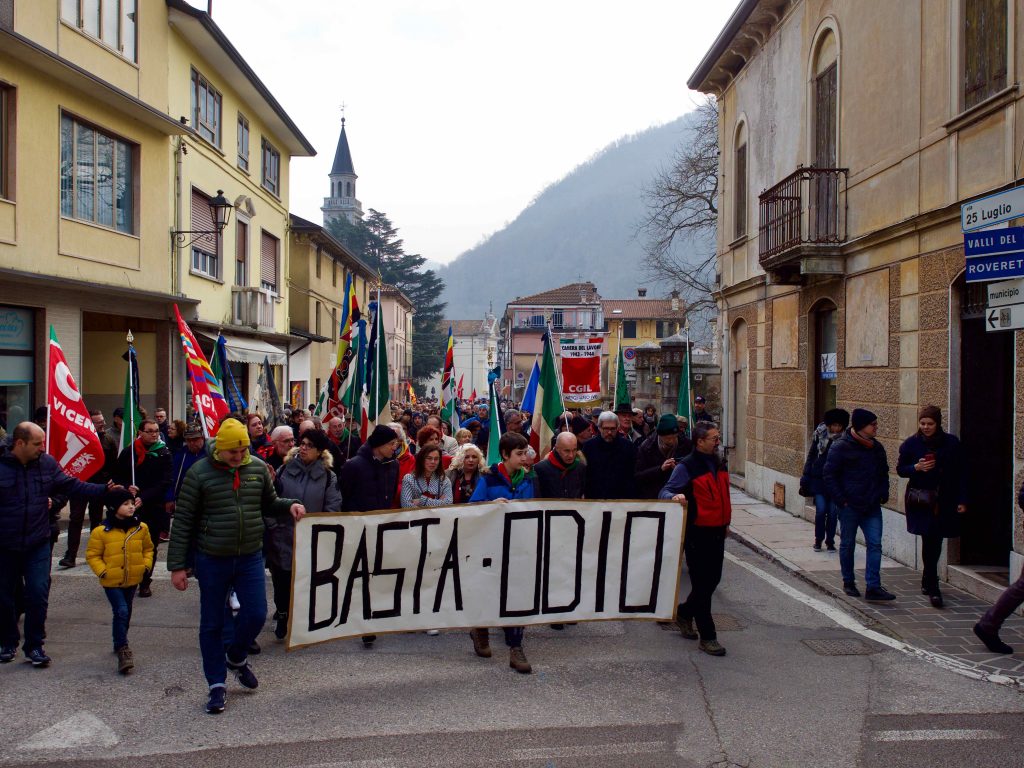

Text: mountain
xmin=438 ymin=112 xmax=705 ymax=316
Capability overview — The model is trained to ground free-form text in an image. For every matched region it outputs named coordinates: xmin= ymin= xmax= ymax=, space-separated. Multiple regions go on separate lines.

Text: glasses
xmin=300 ymin=442 xmax=315 ymax=449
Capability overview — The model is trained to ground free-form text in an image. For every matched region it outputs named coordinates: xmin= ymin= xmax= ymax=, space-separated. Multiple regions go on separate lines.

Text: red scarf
xmin=133 ymin=438 xmax=148 ymax=466
xmin=546 ymin=451 xmax=578 ymax=476
xmin=850 ymin=428 xmax=874 ymax=449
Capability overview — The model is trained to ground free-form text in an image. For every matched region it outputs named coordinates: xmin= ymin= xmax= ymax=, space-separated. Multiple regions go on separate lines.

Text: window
xmin=260 ymin=230 xmax=279 ymax=293
xmin=622 ymin=321 xmax=637 ymax=339
xmin=331 ymin=307 xmax=338 ymax=341
xmin=345 ymin=181 xmax=352 ymax=197
xmin=332 ymin=259 xmax=337 ymax=287
xmin=261 ymin=138 xmax=280 ymax=196
xmin=0 ymin=85 xmax=12 ymax=201
xmin=656 ymin=321 xmax=674 ymax=339
xmin=235 ymin=219 xmax=248 ymax=286
xmin=734 ymin=142 xmax=747 ymax=238
xmin=61 ymin=0 xmax=137 ymax=62
xmin=551 ymin=310 xmax=564 ymax=328
xmin=964 ymin=0 xmax=1008 ymax=109
xmin=315 ymin=301 xmax=322 ymax=336
xmin=59 ymin=113 xmax=135 ymax=234
xmin=315 ymin=246 xmax=322 ymax=279
xmin=190 ymin=68 xmax=222 ymax=146
xmin=237 ymin=114 xmax=249 ymax=171
xmin=190 ymin=188 xmax=219 ymax=279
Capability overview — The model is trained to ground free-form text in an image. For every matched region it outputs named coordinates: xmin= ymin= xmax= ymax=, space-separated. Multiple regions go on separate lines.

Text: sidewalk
xmin=727 ymin=488 xmax=1024 ymax=680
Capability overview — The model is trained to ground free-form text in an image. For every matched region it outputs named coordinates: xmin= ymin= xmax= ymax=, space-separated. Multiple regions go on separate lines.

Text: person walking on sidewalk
xmin=659 ymin=422 xmax=731 ymax=657
xmin=824 ymin=408 xmax=896 ymax=602
xmin=896 ymin=405 xmax=967 ymax=609
xmin=85 ymin=489 xmax=153 ymax=674
xmin=799 ymin=409 xmax=849 ymax=552
xmin=166 ymin=418 xmax=304 ymax=714
xmin=973 ymin=481 xmax=1024 ymax=655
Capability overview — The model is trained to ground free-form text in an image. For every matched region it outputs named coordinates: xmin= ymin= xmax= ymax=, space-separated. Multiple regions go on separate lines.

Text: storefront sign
xmin=0 ymin=307 xmax=32 ymax=351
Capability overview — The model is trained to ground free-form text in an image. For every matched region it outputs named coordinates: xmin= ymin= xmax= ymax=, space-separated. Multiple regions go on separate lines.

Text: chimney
xmin=670 ymin=289 xmax=680 ymax=311
xmin=638 ymin=288 xmax=647 ymax=298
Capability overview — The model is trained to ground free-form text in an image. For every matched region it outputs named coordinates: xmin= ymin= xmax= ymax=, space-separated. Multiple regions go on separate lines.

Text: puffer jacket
xmin=86 ymin=519 xmax=155 ymax=588
xmin=469 ymin=464 xmax=536 ymax=501
xmin=267 ymin=448 xmax=341 ymax=570
xmin=165 ymin=442 xmax=297 ymax=571
xmin=339 ymin=442 xmax=399 ymax=512
xmin=0 ymin=442 xmax=109 ymax=551
xmin=823 ymin=429 xmax=890 ymax=513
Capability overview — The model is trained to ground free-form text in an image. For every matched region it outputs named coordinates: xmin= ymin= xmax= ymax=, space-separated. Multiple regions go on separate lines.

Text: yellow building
xmin=602 ymin=290 xmax=686 ymax=405
xmin=288 ymin=214 xmax=375 ymax=410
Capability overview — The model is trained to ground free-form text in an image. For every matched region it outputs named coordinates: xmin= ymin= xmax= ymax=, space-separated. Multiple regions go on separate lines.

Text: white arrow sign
xmin=986 ymin=303 xmax=1024 ymax=332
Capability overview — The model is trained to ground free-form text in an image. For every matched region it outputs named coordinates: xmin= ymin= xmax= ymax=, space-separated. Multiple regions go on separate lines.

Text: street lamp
xmin=170 ymin=190 xmax=233 ymax=249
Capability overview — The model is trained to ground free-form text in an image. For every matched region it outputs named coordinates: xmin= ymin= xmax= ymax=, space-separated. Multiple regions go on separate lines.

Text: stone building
xmin=690 ymin=0 xmax=1024 ymax=595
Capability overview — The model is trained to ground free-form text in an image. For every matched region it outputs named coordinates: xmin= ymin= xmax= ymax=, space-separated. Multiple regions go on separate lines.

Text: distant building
xmin=428 ymin=314 xmax=500 ymax=401
xmin=371 ymin=284 xmax=414 ymax=403
xmin=321 ymin=117 xmax=363 ymax=226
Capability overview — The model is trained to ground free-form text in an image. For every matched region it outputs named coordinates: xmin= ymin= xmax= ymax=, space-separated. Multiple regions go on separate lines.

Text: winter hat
xmin=694 ymin=395 xmax=706 ymax=404
xmin=105 ymin=488 xmax=135 ymax=514
xmin=823 ymin=408 xmax=850 ymax=429
xmin=299 ymin=428 xmax=329 ymax=452
xmin=614 ymin=402 xmax=634 ymax=416
xmin=570 ymin=416 xmax=592 ymax=436
xmin=184 ymin=420 xmax=204 ymax=439
xmin=918 ymin=404 xmax=942 ymax=425
xmin=367 ymin=424 xmax=399 ymax=449
xmin=851 ymin=408 xmax=877 ymax=432
xmin=215 ymin=418 xmax=250 ymax=452
xmin=657 ymin=414 xmax=679 ymax=435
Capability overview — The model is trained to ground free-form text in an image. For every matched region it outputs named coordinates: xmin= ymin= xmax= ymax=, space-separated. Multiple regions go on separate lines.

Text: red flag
xmin=457 ymin=374 xmax=464 ymax=400
xmin=46 ymin=326 xmax=103 ymax=480
xmin=470 ymin=388 xmax=477 ymax=402
xmin=174 ymin=305 xmax=230 ymax=437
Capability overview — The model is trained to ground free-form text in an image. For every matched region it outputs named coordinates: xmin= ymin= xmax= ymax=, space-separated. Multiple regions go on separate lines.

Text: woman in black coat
xmin=896 ymin=405 xmax=967 ymax=608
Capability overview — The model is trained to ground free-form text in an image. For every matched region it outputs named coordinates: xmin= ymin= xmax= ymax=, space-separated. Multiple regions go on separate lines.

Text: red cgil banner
xmin=559 ymin=337 xmax=602 ymax=403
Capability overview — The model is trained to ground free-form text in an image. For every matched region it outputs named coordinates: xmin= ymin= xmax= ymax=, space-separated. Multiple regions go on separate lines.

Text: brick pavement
xmin=727 ymin=489 xmax=1024 ymax=680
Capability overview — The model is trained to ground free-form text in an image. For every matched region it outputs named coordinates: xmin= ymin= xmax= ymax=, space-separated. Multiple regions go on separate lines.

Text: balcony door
xmin=730 ymin=319 xmax=748 ymax=475
xmin=812 ymin=62 xmax=838 ymax=240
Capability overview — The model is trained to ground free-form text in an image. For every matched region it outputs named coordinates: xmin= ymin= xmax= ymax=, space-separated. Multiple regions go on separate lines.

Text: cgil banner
xmin=288 ymin=500 xmax=685 ymax=649
xmin=558 ymin=337 xmax=603 ymax=403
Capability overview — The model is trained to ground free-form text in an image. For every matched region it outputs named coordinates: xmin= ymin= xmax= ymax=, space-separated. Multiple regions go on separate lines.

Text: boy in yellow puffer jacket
xmin=86 ymin=489 xmax=154 ymax=674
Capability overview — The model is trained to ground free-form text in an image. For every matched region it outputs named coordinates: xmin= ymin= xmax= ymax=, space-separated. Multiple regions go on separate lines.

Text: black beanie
xmin=823 ymin=409 xmax=850 ymax=429
xmin=367 ymin=424 xmax=399 ymax=449
xmin=105 ymin=488 xmax=135 ymax=514
xmin=851 ymin=408 xmax=877 ymax=432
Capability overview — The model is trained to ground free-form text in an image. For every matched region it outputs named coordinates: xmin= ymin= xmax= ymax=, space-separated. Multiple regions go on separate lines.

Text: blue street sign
xmin=966 ymin=252 xmax=1024 ymax=283
xmin=965 ymin=226 xmax=1024 ymax=283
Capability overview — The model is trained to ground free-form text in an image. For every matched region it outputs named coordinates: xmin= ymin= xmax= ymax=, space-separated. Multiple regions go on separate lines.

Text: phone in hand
xmin=924 ymin=452 xmax=935 ymax=463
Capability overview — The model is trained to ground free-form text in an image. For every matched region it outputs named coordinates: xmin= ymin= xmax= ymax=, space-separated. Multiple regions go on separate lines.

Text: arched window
xmin=734 ymin=121 xmax=748 ymax=239
xmin=345 ymin=181 xmax=352 ymax=197
xmin=812 ymin=30 xmax=838 ymax=169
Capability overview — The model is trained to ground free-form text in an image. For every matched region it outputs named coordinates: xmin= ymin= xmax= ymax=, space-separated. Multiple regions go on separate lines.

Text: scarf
xmin=453 ymin=471 xmax=477 ymax=503
xmin=497 ymin=462 xmax=526 ymax=491
xmin=212 ymin=450 xmax=252 ymax=490
xmin=812 ymin=423 xmax=839 ymax=456
xmin=547 ymin=451 xmax=579 ymax=476
xmin=850 ymin=427 xmax=874 ymax=449
xmin=104 ymin=514 xmax=139 ymax=532
xmin=133 ymin=437 xmax=167 ymax=466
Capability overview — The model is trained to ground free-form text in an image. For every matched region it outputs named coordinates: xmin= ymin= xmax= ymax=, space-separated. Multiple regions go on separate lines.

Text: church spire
xmin=322 ymin=108 xmax=363 ymax=225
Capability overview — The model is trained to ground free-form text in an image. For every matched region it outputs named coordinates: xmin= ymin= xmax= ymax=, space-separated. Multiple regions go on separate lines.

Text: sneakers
xmin=549 ymin=624 xmax=565 ymax=630
xmin=206 ymin=685 xmax=226 ymax=714
xmin=226 ymin=656 xmax=258 ymax=689
xmin=0 ymin=646 xmax=15 ymax=663
xmin=812 ymin=541 xmax=822 ymax=552
xmin=699 ymin=639 xmax=727 ymax=656
xmin=57 ymin=556 xmax=76 ymax=569
xmin=826 ymin=543 xmax=837 ymax=552
xmin=425 ymin=629 xmax=440 ymax=636
xmin=470 ymin=628 xmax=492 ymax=658
xmin=274 ymin=612 xmax=288 ymax=640
xmin=974 ymin=623 xmax=1014 ymax=655
xmin=864 ymin=587 xmax=896 ymax=602
xmin=116 ymin=645 xmax=134 ymax=675
xmin=509 ymin=646 xmax=532 ymax=674
xmin=678 ymin=615 xmax=698 ymax=640
xmin=26 ymin=649 xmax=51 ymax=668
xmin=842 ymin=582 xmax=861 ymax=598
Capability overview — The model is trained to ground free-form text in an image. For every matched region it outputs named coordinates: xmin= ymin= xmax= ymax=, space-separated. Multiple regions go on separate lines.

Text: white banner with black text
xmin=288 ymin=500 xmax=685 ymax=649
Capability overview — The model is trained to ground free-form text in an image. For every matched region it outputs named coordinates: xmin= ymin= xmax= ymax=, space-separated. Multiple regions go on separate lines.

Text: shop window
xmin=0 ymin=306 xmax=35 ymax=433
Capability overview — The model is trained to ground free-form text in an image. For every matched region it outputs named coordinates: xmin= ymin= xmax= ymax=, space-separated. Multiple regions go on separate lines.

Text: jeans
xmin=920 ymin=534 xmax=943 ymax=592
xmin=103 ymin=586 xmax=137 ymax=650
xmin=813 ymin=494 xmax=837 ymax=547
xmin=978 ymin=563 xmax=1024 ymax=633
xmin=677 ymin=525 xmax=727 ymax=641
xmin=194 ymin=551 xmax=267 ymax=687
xmin=65 ymin=497 xmax=104 ymax=560
xmin=838 ymin=505 xmax=883 ymax=589
xmin=0 ymin=542 xmax=52 ymax=652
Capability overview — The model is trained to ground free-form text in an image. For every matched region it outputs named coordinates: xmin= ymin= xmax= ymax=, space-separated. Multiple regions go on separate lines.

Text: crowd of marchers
xmin=1 ymin=395 xmax=1023 ymax=716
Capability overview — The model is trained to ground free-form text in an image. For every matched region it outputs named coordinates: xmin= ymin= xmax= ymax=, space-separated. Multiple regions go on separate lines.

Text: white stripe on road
xmin=299 ymin=760 xmax=399 ymax=768
xmin=873 ymin=728 xmax=1003 ymax=742
xmin=722 ymin=551 xmax=1024 ymax=690
xmin=510 ymin=741 xmax=667 ymax=759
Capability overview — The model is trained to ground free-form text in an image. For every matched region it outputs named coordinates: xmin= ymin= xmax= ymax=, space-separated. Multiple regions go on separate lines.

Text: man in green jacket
xmin=167 ymin=418 xmax=304 ymax=715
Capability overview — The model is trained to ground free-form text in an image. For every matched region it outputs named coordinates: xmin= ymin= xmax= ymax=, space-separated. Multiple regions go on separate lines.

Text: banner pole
xmin=546 ymin=324 xmax=570 ymax=429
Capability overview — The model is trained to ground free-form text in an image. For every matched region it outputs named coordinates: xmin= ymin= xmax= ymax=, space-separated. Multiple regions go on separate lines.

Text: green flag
xmin=677 ymin=342 xmax=693 ymax=426
xmin=614 ymin=345 xmax=630 ymax=411
xmin=528 ymin=331 xmax=565 ymax=459
xmin=120 ymin=343 xmax=144 ymax=454
xmin=486 ymin=391 xmax=501 ymax=465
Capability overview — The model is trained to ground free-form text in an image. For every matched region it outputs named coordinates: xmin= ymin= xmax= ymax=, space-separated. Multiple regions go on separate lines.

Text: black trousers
xmin=920 ymin=534 xmax=943 ymax=592
xmin=267 ymin=562 xmax=292 ymax=617
xmin=677 ymin=525 xmax=726 ymax=641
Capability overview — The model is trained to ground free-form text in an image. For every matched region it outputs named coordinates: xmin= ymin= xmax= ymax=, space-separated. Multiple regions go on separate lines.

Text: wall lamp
xmin=170 ymin=190 xmax=233 ymax=249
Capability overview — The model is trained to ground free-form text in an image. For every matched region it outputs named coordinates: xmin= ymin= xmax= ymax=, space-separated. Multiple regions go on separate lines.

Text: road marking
xmin=19 ymin=712 xmax=119 ymax=751
xmin=298 ymin=760 xmax=399 ymax=768
xmin=873 ymin=728 xmax=1003 ymax=742
xmin=722 ymin=551 xmax=1024 ymax=690
xmin=510 ymin=741 xmax=667 ymax=759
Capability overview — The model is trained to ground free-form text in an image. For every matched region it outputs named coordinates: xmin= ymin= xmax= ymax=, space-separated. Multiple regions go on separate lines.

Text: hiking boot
xmin=206 ymin=686 xmax=226 ymax=714
xmin=137 ymin=584 xmax=152 ymax=598
xmin=361 ymin=635 xmax=376 ymax=648
xmin=678 ymin=615 xmax=698 ymax=640
xmin=864 ymin=587 xmax=896 ymax=602
xmin=57 ymin=556 xmax=75 ymax=569
xmin=974 ymin=623 xmax=1013 ymax=655
xmin=842 ymin=582 xmax=861 ymax=598
xmin=929 ymin=589 xmax=944 ymax=609
xmin=274 ymin=613 xmax=288 ymax=640
xmin=26 ymin=649 xmax=51 ymax=668
xmin=0 ymin=646 xmax=15 ymax=663
xmin=470 ymin=628 xmax=492 ymax=658
xmin=509 ymin=646 xmax=532 ymax=674
xmin=226 ymin=656 xmax=258 ymax=689
xmin=116 ymin=646 xmax=134 ymax=675
xmin=699 ymin=639 xmax=727 ymax=656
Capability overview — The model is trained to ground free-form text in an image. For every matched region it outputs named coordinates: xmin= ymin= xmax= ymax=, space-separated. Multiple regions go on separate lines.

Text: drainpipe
xmin=173 ymin=136 xmax=184 ymax=296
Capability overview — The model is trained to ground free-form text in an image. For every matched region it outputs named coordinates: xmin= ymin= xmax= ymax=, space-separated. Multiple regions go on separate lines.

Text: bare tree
xmin=638 ymin=96 xmax=719 ymax=323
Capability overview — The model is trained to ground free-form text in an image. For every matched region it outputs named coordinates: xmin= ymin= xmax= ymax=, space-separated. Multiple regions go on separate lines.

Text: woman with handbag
xmin=896 ymin=405 xmax=967 ymax=608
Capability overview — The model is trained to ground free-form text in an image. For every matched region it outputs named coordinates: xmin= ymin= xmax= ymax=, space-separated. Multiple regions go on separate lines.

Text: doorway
xmin=731 ymin=319 xmax=748 ymax=474
xmin=812 ymin=302 xmax=838 ymax=423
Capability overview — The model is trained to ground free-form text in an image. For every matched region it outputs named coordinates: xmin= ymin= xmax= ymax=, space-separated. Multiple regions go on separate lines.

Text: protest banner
xmin=288 ymin=500 xmax=685 ymax=649
xmin=558 ymin=337 xmax=602 ymax=403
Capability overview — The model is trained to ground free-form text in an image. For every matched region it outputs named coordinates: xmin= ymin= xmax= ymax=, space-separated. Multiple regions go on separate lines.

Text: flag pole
xmin=685 ymin=323 xmax=693 ymax=428
xmin=545 ymin=324 xmax=570 ymax=430
xmin=127 ymin=330 xmax=136 ymax=488
xmin=44 ymin=328 xmax=52 ymax=455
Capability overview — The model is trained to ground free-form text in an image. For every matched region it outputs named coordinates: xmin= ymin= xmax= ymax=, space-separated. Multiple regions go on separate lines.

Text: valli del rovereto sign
xmin=964 ymin=226 xmax=1024 ymax=283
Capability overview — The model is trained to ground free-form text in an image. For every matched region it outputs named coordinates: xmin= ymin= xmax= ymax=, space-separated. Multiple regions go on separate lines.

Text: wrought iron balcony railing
xmin=758 ymin=167 xmax=848 ymax=266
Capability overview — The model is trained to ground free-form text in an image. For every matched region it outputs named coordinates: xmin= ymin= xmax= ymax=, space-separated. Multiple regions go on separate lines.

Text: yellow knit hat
xmin=215 ymin=418 xmax=250 ymax=451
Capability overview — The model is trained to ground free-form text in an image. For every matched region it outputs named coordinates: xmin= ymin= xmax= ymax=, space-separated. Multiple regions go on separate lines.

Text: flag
xmin=439 ymin=325 xmax=458 ymax=433
xmin=212 ymin=333 xmax=246 ymax=414
xmin=485 ymin=366 xmax=503 ymax=465
xmin=120 ymin=339 xmax=144 ymax=455
xmin=614 ymin=345 xmax=631 ymax=411
xmin=256 ymin=356 xmax=284 ymax=429
xmin=173 ymin=305 xmax=230 ymax=437
xmin=361 ymin=299 xmax=391 ymax=440
xmin=470 ymin=387 xmax=477 ymax=402
xmin=677 ymin=332 xmax=693 ymax=427
xmin=46 ymin=326 xmax=103 ymax=480
xmin=315 ymin=273 xmax=361 ymax=419
xmin=457 ymin=373 xmax=464 ymax=400
xmin=520 ymin=359 xmax=540 ymax=414
xmin=407 ymin=381 xmax=417 ymax=405
xmin=528 ymin=332 xmax=565 ymax=459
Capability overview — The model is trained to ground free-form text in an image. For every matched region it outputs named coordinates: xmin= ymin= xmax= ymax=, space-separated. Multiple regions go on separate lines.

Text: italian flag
xmin=528 ymin=332 xmax=564 ymax=460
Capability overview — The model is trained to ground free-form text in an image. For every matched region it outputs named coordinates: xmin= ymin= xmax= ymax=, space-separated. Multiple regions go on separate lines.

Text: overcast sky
xmin=200 ymin=1 xmax=739 ymax=265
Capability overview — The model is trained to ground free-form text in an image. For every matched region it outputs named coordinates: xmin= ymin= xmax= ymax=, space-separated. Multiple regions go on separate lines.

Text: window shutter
xmin=191 ymin=189 xmax=217 ymax=254
xmin=964 ymin=0 xmax=1008 ymax=109
xmin=236 ymin=220 xmax=247 ymax=262
xmin=734 ymin=143 xmax=747 ymax=238
xmin=261 ymin=230 xmax=278 ymax=291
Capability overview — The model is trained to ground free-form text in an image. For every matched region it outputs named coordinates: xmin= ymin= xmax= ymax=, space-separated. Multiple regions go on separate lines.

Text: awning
xmin=199 ymin=331 xmax=287 ymax=366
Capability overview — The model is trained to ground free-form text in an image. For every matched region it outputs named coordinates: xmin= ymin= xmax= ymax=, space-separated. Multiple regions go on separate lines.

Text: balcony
xmin=231 ymin=286 xmax=276 ymax=330
xmin=758 ymin=167 xmax=848 ymax=282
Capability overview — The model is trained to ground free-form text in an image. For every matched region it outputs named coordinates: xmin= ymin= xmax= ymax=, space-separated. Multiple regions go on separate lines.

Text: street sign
xmin=987 ymin=278 xmax=1024 ymax=308
xmin=962 ymin=186 xmax=1024 ymax=232
xmin=985 ymin=303 xmax=1024 ymax=332
xmin=964 ymin=226 xmax=1024 ymax=283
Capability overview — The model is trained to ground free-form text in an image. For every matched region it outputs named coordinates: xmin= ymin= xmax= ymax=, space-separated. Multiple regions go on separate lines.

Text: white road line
xmin=873 ymin=728 xmax=1003 ymax=742
xmin=509 ymin=741 xmax=667 ymax=759
xmin=722 ymin=551 xmax=1024 ymax=690
xmin=297 ymin=760 xmax=399 ymax=768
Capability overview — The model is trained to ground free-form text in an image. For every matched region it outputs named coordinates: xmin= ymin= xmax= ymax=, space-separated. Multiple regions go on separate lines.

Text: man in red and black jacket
xmin=660 ymin=421 xmax=731 ymax=657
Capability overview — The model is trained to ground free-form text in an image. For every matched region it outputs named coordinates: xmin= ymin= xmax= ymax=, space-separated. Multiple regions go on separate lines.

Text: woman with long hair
xmin=447 ymin=443 xmax=485 ymax=504
xmin=400 ymin=444 xmax=453 ymax=508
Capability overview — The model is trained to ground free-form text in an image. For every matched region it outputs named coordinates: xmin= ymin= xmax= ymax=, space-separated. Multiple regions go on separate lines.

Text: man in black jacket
xmin=582 ymin=412 xmax=637 ymax=499
xmin=635 ymin=414 xmax=693 ymax=499
xmin=534 ymin=433 xmax=585 ymax=499
xmin=823 ymin=408 xmax=895 ymax=602
xmin=339 ymin=425 xmax=400 ymax=513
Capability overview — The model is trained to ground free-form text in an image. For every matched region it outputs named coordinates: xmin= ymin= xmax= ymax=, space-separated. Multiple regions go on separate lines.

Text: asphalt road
xmin=2 ymin=540 xmax=1022 ymax=768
